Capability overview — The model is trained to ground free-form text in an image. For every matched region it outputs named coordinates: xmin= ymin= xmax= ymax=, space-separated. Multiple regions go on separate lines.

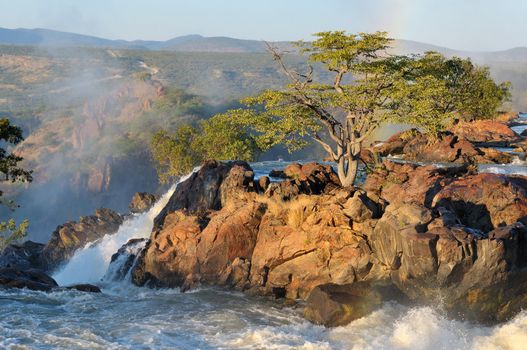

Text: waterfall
xmin=53 ymin=171 xmax=194 ymax=286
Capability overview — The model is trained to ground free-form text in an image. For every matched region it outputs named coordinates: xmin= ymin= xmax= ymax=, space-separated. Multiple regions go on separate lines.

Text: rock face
xmin=130 ymin=160 xmax=527 ymax=326
xmin=129 ymin=192 xmax=159 ymax=214
xmin=40 ymin=208 xmax=123 ymax=271
xmin=375 ymin=129 xmax=513 ymax=164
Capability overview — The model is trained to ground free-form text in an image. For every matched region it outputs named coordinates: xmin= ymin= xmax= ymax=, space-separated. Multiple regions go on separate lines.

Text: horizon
xmin=1 ymin=26 xmax=526 ymax=54
xmin=0 ymin=0 xmax=525 ymax=52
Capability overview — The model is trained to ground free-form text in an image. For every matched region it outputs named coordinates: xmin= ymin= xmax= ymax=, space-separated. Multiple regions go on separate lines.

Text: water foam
xmin=52 ymin=184 xmax=176 ymax=286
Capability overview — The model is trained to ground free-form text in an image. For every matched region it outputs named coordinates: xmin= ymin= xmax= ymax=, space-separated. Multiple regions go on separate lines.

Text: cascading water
xmin=52 ymin=171 xmax=195 ymax=286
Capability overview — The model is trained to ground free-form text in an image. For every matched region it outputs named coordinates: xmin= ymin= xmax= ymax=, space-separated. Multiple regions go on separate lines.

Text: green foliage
xmin=395 ymin=52 xmax=511 ymax=136
xmin=150 ymin=114 xmax=259 ymax=184
xmin=0 ymin=118 xmax=32 ymax=249
xmin=150 ymin=126 xmax=200 ymax=184
xmin=0 ymin=219 xmax=28 ymax=250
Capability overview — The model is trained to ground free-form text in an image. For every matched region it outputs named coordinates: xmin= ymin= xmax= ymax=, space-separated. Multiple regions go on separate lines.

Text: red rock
xmin=451 ymin=120 xmax=519 ymax=145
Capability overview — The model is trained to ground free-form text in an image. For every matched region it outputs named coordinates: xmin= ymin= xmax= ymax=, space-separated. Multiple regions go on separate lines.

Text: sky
xmin=0 ymin=0 xmax=525 ymax=51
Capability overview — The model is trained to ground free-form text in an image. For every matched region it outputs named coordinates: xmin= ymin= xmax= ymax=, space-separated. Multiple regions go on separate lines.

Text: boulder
xmin=451 ymin=120 xmax=519 ymax=146
xmin=264 ymin=162 xmax=341 ymax=200
xmin=65 ymin=284 xmax=102 ymax=293
xmin=106 ymin=238 xmax=147 ymax=281
xmin=363 ymin=160 xmax=471 ymax=206
xmin=40 ymin=208 xmax=123 ymax=271
xmin=374 ymin=129 xmax=513 ymax=164
xmin=0 ymin=241 xmax=44 ymax=270
xmin=304 ymin=282 xmax=405 ymax=327
xmin=257 ymin=176 xmax=270 ymax=192
xmin=154 ymin=160 xmax=257 ymax=229
xmin=129 ymin=192 xmax=158 ymax=214
xmin=0 ymin=268 xmax=58 ymax=291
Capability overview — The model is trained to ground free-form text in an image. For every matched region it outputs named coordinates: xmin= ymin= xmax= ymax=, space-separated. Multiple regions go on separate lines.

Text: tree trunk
xmin=337 ymin=156 xmax=358 ymax=187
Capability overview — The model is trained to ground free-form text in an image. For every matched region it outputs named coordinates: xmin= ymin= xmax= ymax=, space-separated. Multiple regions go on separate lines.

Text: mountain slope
xmin=1 ymin=27 xmax=526 ymax=63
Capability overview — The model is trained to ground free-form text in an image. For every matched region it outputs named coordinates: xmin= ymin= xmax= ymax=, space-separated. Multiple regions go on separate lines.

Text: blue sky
xmin=0 ymin=0 xmax=525 ymax=51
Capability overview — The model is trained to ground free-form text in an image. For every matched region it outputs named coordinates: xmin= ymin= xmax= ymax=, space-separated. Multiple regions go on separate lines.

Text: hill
xmin=1 ymin=27 xmax=526 ymax=64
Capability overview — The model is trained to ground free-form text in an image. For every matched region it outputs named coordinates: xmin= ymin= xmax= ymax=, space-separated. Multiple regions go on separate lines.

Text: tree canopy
xmin=0 ymin=118 xmax=32 ymax=249
xmin=394 ymin=52 xmax=511 ymax=136
xmin=150 ymin=114 xmax=259 ymax=183
xmin=150 ymin=31 xmax=510 ymax=187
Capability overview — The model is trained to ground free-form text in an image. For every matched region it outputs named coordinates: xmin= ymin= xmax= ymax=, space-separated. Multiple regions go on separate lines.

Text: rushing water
xmin=1 ymin=287 xmax=526 ymax=349
xmin=3 ymin=135 xmax=527 ymax=348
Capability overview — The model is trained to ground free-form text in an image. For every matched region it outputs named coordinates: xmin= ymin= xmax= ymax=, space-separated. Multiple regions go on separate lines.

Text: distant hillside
xmin=1 ymin=27 xmax=526 ymax=63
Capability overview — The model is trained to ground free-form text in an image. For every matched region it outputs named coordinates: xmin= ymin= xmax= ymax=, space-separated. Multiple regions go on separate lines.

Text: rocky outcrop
xmin=40 ymin=208 xmax=123 ymax=271
xmin=129 ymin=192 xmax=159 ymax=214
xmin=0 ymin=241 xmax=44 ymax=270
xmin=0 ymin=267 xmax=58 ymax=291
xmin=451 ymin=120 xmax=519 ymax=146
xmin=128 ymin=160 xmax=527 ymax=326
xmin=364 ymin=160 xmax=527 ymax=231
xmin=375 ymin=129 xmax=513 ymax=164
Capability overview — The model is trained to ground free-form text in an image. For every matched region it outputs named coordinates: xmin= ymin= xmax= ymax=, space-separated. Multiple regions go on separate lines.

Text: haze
xmin=0 ymin=0 xmax=525 ymax=52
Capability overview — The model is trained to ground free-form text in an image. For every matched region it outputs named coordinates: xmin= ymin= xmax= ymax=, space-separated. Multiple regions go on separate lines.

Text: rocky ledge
xmin=373 ymin=119 xmax=524 ymax=164
xmin=108 ymin=159 xmax=527 ymax=326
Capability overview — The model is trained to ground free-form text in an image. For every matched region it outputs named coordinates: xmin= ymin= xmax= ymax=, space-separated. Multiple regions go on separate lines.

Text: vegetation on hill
xmin=0 ymin=119 xmax=32 ymax=249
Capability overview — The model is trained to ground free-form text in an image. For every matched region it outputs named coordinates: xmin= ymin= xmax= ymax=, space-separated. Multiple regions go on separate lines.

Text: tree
xmin=217 ymin=31 xmax=510 ymax=186
xmin=218 ymin=31 xmax=410 ymax=187
xmin=395 ymin=52 xmax=511 ymax=136
xmin=0 ymin=118 xmax=32 ymax=250
xmin=150 ymin=114 xmax=259 ymax=183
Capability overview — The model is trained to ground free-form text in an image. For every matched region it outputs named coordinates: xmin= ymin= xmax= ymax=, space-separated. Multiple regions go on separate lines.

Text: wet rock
xmin=0 ymin=268 xmax=58 ymax=291
xmin=107 ymin=238 xmax=147 ymax=281
xmin=269 ymin=169 xmax=286 ymax=178
xmin=0 ymin=241 xmax=44 ymax=270
xmin=65 ymin=284 xmax=102 ymax=293
xmin=129 ymin=192 xmax=158 ymax=214
xmin=304 ymin=282 xmax=405 ymax=327
xmin=40 ymin=208 xmax=123 ymax=272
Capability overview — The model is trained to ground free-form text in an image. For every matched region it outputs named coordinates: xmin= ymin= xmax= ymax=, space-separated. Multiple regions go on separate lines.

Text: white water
xmin=0 ymin=288 xmax=526 ymax=349
xmin=52 ymin=182 xmax=179 ymax=286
